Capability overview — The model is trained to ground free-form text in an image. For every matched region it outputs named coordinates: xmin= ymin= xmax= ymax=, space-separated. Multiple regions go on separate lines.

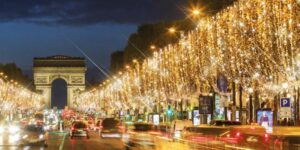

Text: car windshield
xmin=185 ymin=127 xmax=229 ymax=135
xmin=133 ymin=124 xmax=153 ymax=131
xmin=102 ymin=118 xmax=118 ymax=129
xmin=210 ymin=120 xmax=241 ymax=126
xmin=24 ymin=125 xmax=44 ymax=133
xmin=73 ymin=122 xmax=87 ymax=128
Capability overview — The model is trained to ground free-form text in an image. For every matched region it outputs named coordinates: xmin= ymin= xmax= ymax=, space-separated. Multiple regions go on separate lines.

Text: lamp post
xmin=248 ymin=88 xmax=254 ymax=124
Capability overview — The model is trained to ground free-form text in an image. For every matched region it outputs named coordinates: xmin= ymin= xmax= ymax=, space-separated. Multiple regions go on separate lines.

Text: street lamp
xmin=248 ymin=87 xmax=254 ymax=124
xmin=282 ymin=82 xmax=288 ymax=90
xmin=168 ymin=27 xmax=176 ymax=34
xmin=192 ymin=9 xmax=201 ymax=16
xmin=150 ymin=45 xmax=156 ymax=50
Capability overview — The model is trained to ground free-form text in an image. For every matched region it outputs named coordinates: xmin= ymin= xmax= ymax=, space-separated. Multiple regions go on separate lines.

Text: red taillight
xmin=236 ymin=132 xmax=240 ymax=137
xmin=264 ymin=133 xmax=269 ymax=139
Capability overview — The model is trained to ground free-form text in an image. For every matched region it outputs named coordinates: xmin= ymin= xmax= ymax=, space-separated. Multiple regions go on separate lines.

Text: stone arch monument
xmin=33 ymin=55 xmax=86 ymax=108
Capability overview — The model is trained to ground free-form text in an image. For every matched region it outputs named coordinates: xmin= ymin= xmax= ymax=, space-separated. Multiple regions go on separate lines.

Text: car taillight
xmin=236 ymin=132 xmax=241 ymax=137
xmin=264 ymin=133 xmax=269 ymax=140
xmin=264 ymin=133 xmax=268 ymax=138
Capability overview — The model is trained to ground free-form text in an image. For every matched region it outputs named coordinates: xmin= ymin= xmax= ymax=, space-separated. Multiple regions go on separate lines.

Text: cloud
xmin=0 ymin=0 xmax=188 ymax=26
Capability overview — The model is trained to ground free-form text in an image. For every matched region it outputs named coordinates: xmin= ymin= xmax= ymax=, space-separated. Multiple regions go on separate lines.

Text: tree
xmin=110 ymin=51 xmax=124 ymax=74
xmin=0 ymin=63 xmax=33 ymax=89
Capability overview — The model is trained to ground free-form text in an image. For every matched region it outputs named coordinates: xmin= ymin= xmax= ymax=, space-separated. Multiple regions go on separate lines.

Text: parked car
xmin=100 ymin=118 xmax=123 ymax=138
xmin=70 ymin=121 xmax=89 ymax=139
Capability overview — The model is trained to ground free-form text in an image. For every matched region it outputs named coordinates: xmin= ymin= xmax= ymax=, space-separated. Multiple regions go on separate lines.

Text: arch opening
xmin=51 ymin=79 xmax=67 ymax=109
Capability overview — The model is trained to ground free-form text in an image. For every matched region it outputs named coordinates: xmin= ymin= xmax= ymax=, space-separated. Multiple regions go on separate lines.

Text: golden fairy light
xmin=75 ymin=0 xmax=299 ymax=114
xmin=0 ymin=74 xmax=45 ymax=113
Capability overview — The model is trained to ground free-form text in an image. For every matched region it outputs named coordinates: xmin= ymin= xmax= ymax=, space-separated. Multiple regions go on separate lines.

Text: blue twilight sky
xmin=0 ymin=22 xmax=136 ymax=69
xmin=0 ymin=0 xmax=188 ymax=75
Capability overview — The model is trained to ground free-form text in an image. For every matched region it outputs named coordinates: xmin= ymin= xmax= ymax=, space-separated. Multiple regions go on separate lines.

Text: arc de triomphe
xmin=33 ymin=55 xmax=86 ymax=108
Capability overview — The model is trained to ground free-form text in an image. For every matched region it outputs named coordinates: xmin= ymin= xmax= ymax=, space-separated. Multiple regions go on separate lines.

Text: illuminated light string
xmin=0 ymin=76 xmax=45 ymax=113
xmin=74 ymin=0 xmax=299 ymax=113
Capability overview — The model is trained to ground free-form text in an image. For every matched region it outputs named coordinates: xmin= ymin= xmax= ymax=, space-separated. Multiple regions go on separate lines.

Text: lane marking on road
xmin=59 ymin=132 xmax=67 ymax=150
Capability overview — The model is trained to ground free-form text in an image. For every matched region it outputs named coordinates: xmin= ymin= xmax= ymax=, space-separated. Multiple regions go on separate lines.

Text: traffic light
xmin=167 ymin=105 xmax=173 ymax=116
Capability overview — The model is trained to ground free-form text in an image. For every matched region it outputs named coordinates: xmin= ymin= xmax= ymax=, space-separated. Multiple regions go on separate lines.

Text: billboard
xmin=193 ymin=110 xmax=200 ymax=125
xmin=199 ymin=96 xmax=211 ymax=114
xmin=217 ymin=74 xmax=228 ymax=92
xmin=257 ymin=109 xmax=273 ymax=133
xmin=153 ymin=114 xmax=159 ymax=125
xmin=214 ymin=95 xmax=225 ymax=120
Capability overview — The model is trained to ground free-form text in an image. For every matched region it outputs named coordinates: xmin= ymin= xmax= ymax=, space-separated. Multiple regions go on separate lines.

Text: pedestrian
xmin=283 ymin=118 xmax=287 ymax=126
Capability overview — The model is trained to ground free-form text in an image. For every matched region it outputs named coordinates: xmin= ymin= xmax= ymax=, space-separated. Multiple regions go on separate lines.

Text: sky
xmin=0 ymin=0 xmax=188 ymax=75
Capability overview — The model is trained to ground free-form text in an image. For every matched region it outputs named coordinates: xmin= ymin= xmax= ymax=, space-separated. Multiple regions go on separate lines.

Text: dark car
xmin=209 ymin=120 xmax=242 ymax=126
xmin=100 ymin=118 xmax=123 ymax=138
xmin=20 ymin=124 xmax=48 ymax=147
xmin=70 ymin=121 xmax=89 ymax=139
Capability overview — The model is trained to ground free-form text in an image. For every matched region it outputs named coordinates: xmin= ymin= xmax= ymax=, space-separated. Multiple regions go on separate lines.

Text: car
xmin=209 ymin=120 xmax=242 ymax=126
xmin=87 ymin=118 xmax=95 ymax=130
xmin=70 ymin=121 xmax=89 ymax=139
xmin=20 ymin=124 xmax=48 ymax=147
xmin=34 ymin=113 xmax=45 ymax=125
xmin=224 ymin=125 xmax=271 ymax=149
xmin=0 ymin=121 xmax=21 ymax=136
xmin=170 ymin=120 xmax=193 ymax=139
xmin=123 ymin=123 xmax=161 ymax=150
xmin=181 ymin=126 xmax=230 ymax=144
xmin=100 ymin=118 xmax=123 ymax=138
xmin=181 ymin=124 xmax=270 ymax=149
xmin=93 ymin=120 xmax=102 ymax=132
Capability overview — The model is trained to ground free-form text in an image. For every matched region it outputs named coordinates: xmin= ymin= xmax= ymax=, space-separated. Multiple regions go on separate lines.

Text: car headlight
xmin=9 ymin=126 xmax=20 ymax=134
xmin=39 ymin=134 xmax=44 ymax=139
xmin=44 ymin=126 xmax=50 ymax=130
xmin=22 ymin=134 xmax=28 ymax=139
xmin=174 ymin=131 xmax=181 ymax=138
xmin=0 ymin=126 xmax=4 ymax=133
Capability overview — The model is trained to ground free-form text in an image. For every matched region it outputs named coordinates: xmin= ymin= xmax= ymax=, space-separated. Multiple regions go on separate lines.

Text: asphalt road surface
xmin=0 ymin=130 xmax=124 ymax=150
xmin=1 ymin=129 xmax=296 ymax=150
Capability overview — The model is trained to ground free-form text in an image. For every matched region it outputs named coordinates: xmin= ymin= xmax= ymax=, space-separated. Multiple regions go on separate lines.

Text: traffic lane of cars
xmin=64 ymin=130 xmax=125 ymax=150
xmin=0 ymin=121 xmax=47 ymax=146
xmin=180 ymin=125 xmax=272 ymax=149
xmin=65 ymin=119 xmax=269 ymax=150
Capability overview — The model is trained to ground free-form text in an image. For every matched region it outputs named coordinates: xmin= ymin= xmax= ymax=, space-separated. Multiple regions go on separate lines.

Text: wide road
xmin=0 ymin=130 xmax=124 ymax=150
xmin=2 ymin=128 xmax=296 ymax=150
